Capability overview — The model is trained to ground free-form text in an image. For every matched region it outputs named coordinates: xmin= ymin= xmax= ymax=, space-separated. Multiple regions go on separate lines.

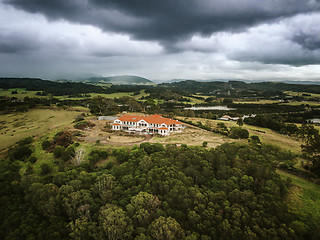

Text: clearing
xmin=277 ymin=169 xmax=320 ymax=230
xmin=179 ymin=117 xmax=302 ymax=153
xmin=0 ymin=108 xmax=85 ymax=150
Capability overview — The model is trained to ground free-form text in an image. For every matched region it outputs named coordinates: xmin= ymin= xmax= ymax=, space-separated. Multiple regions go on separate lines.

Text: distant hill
xmin=160 ymin=80 xmax=320 ymax=94
xmin=82 ymin=75 xmax=154 ymax=85
xmin=0 ymin=78 xmax=104 ymax=95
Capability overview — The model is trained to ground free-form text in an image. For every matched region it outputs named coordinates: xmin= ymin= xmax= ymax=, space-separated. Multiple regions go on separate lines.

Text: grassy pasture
xmin=1 ymin=89 xmax=149 ymax=101
xmin=179 ymin=117 xmax=302 ymax=153
xmin=277 ymin=169 xmax=320 ymax=230
xmin=0 ymin=88 xmax=45 ymax=99
xmin=150 ymin=124 xmax=240 ymax=148
xmin=0 ymin=108 xmax=83 ymax=150
xmin=281 ymin=101 xmax=320 ymax=106
xmin=57 ymin=90 xmax=149 ymax=100
xmin=285 ymin=91 xmax=320 ymax=98
xmin=234 ymin=100 xmax=279 ymax=104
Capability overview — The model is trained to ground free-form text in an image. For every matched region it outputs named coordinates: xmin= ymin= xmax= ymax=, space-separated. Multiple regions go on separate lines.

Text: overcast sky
xmin=1 ymin=0 xmax=320 ymax=82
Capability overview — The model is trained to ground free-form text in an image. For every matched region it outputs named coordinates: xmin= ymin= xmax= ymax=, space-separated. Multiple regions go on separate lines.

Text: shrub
xmin=54 ymin=131 xmax=73 ymax=148
xmin=42 ymin=140 xmax=51 ymax=150
xmin=140 ymin=142 xmax=164 ymax=155
xmin=17 ymin=137 xmax=33 ymax=146
xmin=113 ymin=148 xmax=129 ymax=163
xmin=249 ymin=135 xmax=261 ymax=145
xmin=202 ymin=141 xmax=208 ymax=147
xmin=89 ymin=150 xmax=108 ymax=165
xmin=53 ymin=146 xmax=65 ymax=159
xmin=229 ymin=127 xmax=249 ymax=139
xmin=63 ymin=146 xmax=75 ymax=161
xmin=28 ymin=154 xmax=37 ymax=163
xmin=73 ymin=115 xmax=85 ymax=123
xmin=181 ymin=144 xmax=188 ymax=149
xmin=40 ymin=163 xmax=51 ymax=175
xmin=74 ymin=121 xmax=95 ymax=130
xmin=12 ymin=145 xmax=32 ymax=160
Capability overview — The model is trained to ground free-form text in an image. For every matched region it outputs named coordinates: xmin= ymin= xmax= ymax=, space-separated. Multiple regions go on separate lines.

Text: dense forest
xmin=160 ymin=80 xmax=320 ymax=95
xmin=2 ymin=78 xmax=320 ymax=97
xmin=1 ymin=139 xmax=318 ymax=239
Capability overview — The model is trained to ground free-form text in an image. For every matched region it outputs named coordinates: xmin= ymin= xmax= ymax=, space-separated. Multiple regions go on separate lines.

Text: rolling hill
xmin=83 ymin=75 xmax=154 ymax=85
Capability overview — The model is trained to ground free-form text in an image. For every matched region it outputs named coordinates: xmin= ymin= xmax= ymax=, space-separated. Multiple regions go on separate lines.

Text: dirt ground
xmin=73 ymin=118 xmax=153 ymax=146
xmin=73 ymin=118 xmax=237 ymax=147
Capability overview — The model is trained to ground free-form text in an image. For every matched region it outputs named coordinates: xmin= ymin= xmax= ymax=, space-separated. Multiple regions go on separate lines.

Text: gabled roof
xmin=116 ymin=114 xmax=182 ymax=125
xmin=117 ymin=115 xmax=144 ymax=122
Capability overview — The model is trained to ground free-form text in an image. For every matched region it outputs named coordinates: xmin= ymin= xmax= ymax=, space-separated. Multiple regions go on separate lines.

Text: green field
xmin=0 ymin=88 xmax=45 ymax=99
xmin=281 ymin=101 xmax=320 ymax=106
xmin=0 ymin=108 xmax=84 ymax=150
xmin=57 ymin=90 xmax=149 ymax=100
xmin=234 ymin=100 xmax=279 ymax=104
xmin=180 ymin=117 xmax=302 ymax=153
xmin=277 ymin=169 xmax=320 ymax=230
xmin=285 ymin=91 xmax=320 ymax=98
xmin=1 ymin=88 xmax=149 ymax=101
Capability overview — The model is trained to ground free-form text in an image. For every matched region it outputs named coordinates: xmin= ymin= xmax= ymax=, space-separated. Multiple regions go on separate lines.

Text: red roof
xmin=158 ymin=127 xmax=168 ymax=130
xmin=116 ymin=114 xmax=182 ymax=126
xmin=112 ymin=123 xmax=121 ymax=126
xmin=117 ymin=115 xmax=144 ymax=122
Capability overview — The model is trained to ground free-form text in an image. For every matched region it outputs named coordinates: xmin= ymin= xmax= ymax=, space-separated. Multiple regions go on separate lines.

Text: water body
xmin=185 ymin=106 xmax=236 ymax=111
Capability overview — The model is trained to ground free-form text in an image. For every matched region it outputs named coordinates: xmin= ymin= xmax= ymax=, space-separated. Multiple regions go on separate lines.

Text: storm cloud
xmin=5 ymin=0 xmax=320 ymax=44
xmin=1 ymin=0 xmax=320 ymax=81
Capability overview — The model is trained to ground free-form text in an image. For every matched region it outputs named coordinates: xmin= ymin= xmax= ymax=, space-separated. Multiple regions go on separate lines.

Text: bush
xmin=74 ymin=121 xmax=95 ymax=130
xmin=249 ymin=135 xmax=261 ymax=145
xmin=202 ymin=141 xmax=208 ymax=147
xmin=229 ymin=127 xmax=249 ymax=139
xmin=140 ymin=142 xmax=164 ymax=155
xmin=73 ymin=115 xmax=85 ymax=123
xmin=12 ymin=145 xmax=32 ymax=160
xmin=54 ymin=131 xmax=73 ymax=148
xmin=40 ymin=163 xmax=51 ymax=175
xmin=181 ymin=144 xmax=188 ymax=149
xmin=53 ymin=146 xmax=65 ymax=159
xmin=113 ymin=148 xmax=129 ymax=163
xmin=63 ymin=146 xmax=75 ymax=161
xmin=28 ymin=154 xmax=37 ymax=163
xmin=89 ymin=150 xmax=108 ymax=165
xmin=42 ymin=140 xmax=51 ymax=150
xmin=17 ymin=137 xmax=33 ymax=146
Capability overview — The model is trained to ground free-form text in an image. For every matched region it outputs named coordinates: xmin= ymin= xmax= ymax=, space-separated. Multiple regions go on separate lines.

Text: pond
xmin=184 ymin=106 xmax=236 ymax=111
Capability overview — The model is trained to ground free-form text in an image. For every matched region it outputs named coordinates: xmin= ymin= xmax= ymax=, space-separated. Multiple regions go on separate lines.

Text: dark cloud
xmin=293 ymin=32 xmax=320 ymax=51
xmin=0 ymin=32 xmax=37 ymax=53
xmin=5 ymin=0 xmax=320 ymax=46
xmin=1 ymin=0 xmax=320 ymax=80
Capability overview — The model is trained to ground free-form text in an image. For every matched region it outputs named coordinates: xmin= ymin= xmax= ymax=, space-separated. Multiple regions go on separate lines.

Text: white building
xmin=111 ymin=114 xmax=184 ymax=136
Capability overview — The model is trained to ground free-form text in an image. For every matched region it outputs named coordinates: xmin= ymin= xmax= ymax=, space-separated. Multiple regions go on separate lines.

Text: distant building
xmin=218 ymin=115 xmax=232 ymax=121
xmin=111 ymin=114 xmax=184 ymax=136
xmin=218 ymin=115 xmax=239 ymax=121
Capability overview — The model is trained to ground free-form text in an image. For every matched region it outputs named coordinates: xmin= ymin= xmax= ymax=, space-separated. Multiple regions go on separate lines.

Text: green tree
xmin=126 ymin=192 xmax=161 ymax=227
xmin=237 ymin=118 xmax=243 ymax=126
xmin=149 ymin=216 xmax=184 ymax=240
xmin=98 ymin=204 xmax=133 ymax=240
